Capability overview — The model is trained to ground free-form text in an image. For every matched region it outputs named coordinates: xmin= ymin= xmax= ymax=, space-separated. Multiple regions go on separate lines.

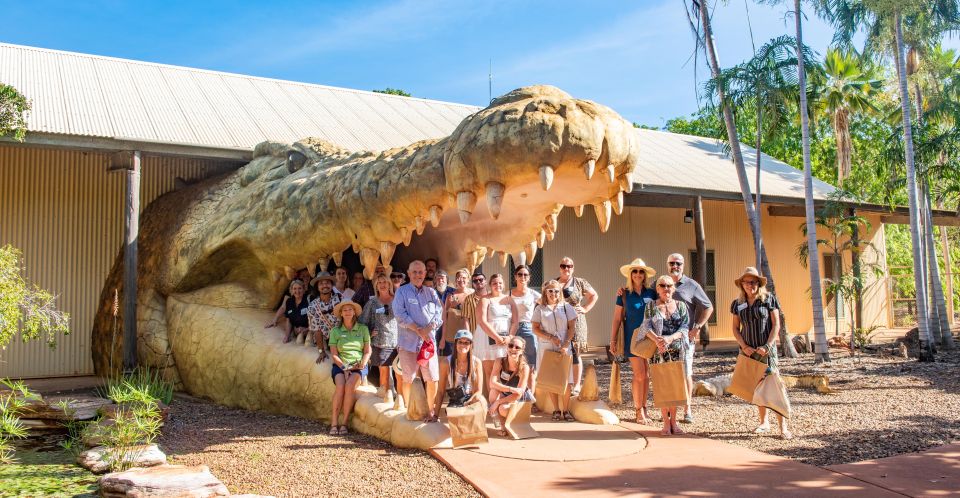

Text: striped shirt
xmin=730 ymin=294 xmax=781 ymax=348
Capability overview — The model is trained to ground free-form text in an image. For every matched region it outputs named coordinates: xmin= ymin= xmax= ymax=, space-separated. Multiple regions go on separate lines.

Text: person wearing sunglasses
xmin=390 ymin=271 xmax=406 ymax=290
xmin=731 ymin=266 xmax=791 ymax=440
xmin=436 ymin=268 xmax=475 ymax=408
xmin=436 ymin=329 xmax=485 ymax=411
xmin=609 ymin=258 xmax=657 ymax=424
xmin=488 ymin=336 xmax=534 ymax=436
xmin=360 ymin=274 xmax=399 ymax=403
xmin=532 ymin=279 xmax=578 ymax=421
xmin=666 ymin=253 xmax=714 ymax=424
xmin=475 ymin=274 xmax=519 ymax=398
xmin=509 ymin=264 xmax=542 ymax=395
xmin=640 ymin=275 xmax=690 ymax=436
xmin=556 ymin=257 xmax=598 ymax=398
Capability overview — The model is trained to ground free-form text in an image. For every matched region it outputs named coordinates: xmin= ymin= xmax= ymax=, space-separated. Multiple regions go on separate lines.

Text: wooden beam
xmin=624 ymin=192 xmax=694 ymax=209
xmin=693 ymin=195 xmax=707 ymax=286
xmin=881 ymin=214 xmax=960 ymax=227
xmin=122 ymin=150 xmax=141 ymax=372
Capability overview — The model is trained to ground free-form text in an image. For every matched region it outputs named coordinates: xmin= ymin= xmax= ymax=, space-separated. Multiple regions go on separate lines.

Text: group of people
xmin=265 ymin=252 xmax=791 ymax=440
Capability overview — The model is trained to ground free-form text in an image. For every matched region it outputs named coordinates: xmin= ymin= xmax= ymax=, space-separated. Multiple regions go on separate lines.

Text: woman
xmin=556 ymin=257 xmax=598 ymax=397
xmin=390 ymin=271 xmax=406 ymax=290
xmin=531 ymin=279 xmax=578 ymax=422
xmin=488 ymin=336 xmax=534 ymax=435
xmin=436 ymin=269 xmax=475 ymax=406
xmin=510 ymin=265 xmax=541 ymax=394
xmin=437 ymin=329 xmax=486 ymax=410
xmin=640 ymin=275 xmax=690 ymax=436
xmin=328 ymin=301 xmax=371 ymax=435
xmin=609 ymin=258 xmax=657 ymax=424
xmin=473 ymin=274 xmax=518 ymax=395
xmin=334 ymin=267 xmax=355 ymax=301
xmin=730 ymin=267 xmax=792 ymax=440
xmin=264 ymin=279 xmax=310 ymax=344
xmin=360 ymin=274 xmax=398 ymax=402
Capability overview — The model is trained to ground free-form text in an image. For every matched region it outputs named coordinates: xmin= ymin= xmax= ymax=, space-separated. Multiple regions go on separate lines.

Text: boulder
xmin=99 ymin=400 xmax=170 ymax=422
xmin=77 ymin=444 xmax=166 ymax=474
xmin=99 ymin=464 xmax=229 ymax=497
xmin=19 ymin=394 xmax=113 ymax=421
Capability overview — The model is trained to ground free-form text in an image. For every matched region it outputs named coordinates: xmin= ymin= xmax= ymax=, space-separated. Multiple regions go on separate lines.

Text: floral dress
xmin=640 ymin=301 xmax=690 ymax=366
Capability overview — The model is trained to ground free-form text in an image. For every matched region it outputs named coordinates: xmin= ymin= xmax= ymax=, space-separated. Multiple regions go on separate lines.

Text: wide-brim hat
xmin=734 ymin=267 xmax=768 ymax=288
xmin=619 ymin=258 xmax=656 ymax=279
xmin=333 ymin=300 xmax=362 ymax=318
xmin=310 ymin=271 xmax=335 ymax=286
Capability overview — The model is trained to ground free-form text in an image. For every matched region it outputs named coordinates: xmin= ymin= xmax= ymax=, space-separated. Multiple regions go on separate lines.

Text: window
xmin=823 ymin=253 xmax=845 ymax=318
xmin=508 ymin=255 xmax=545 ymax=290
xmin=688 ymin=250 xmax=718 ymax=325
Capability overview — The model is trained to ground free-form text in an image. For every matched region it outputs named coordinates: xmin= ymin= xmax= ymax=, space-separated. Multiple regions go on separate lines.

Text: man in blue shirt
xmin=393 ymin=260 xmax=444 ymax=422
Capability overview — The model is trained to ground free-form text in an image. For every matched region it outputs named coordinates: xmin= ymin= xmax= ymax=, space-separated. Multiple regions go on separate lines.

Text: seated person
xmin=328 ymin=301 xmax=371 ymax=435
xmin=437 ymin=329 xmax=485 ymax=410
xmin=488 ymin=336 xmax=534 ymax=436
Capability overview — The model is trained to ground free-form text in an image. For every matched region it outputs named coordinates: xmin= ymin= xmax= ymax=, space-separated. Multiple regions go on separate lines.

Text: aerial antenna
xmin=488 ymin=59 xmax=493 ymax=104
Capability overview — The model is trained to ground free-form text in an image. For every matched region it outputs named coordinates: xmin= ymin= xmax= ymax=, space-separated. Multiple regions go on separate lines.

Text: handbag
xmin=649 ymin=350 xmax=689 ymax=408
xmin=537 ymin=350 xmax=573 ymax=395
xmin=630 ymin=331 xmax=658 ymax=359
xmin=417 ymin=340 xmax=435 ymax=367
xmin=728 ymin=353 xmax=768 ymax=403
xmin=446 ymin=385 xmax=467 ymax=407
xmin=753 ymin=372 xmax=792 ymax=418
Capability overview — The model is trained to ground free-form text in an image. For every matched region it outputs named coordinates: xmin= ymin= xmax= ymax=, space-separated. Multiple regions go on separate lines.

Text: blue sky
xmin=3 ymin=1 xmax=948 ymax=126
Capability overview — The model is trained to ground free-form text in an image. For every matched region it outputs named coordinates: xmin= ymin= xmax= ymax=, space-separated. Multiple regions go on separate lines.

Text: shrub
xmin=0 ymin=379 xmax=39 ymax=463
xmin=100 ymin=368 xmax=173 ymax=406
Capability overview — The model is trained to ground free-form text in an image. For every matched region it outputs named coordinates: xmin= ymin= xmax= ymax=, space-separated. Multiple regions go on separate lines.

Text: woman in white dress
xmin=474 ymin=274 xmax=518 ymax=396
xmin=510 ymin=265 xmax=542 ymax=394
xmin=532 ymin=279 xmax=578 ymax=421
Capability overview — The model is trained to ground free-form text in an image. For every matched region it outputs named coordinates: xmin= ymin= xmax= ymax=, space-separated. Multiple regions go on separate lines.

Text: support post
xmin=693 ymin=195 xmax=708 ymax=347
xmin=122 ymin=150 xmax=141 ymax=372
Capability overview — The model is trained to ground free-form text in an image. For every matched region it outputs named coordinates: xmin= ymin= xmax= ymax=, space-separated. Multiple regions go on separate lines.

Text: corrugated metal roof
xmin=0 ymin=42 xmax=477 ymax=152
xmin=0 ymin=42 xmax=834 ymax=201
xmin=632 ymin=129 xmax=835 ymax=201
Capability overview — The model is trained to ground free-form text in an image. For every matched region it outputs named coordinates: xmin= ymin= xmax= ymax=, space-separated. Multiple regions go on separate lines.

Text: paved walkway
xmin=432 ymin=419 xmax=909 ymax=497
xmin=827 ymin=443 xmax=959 ymax=497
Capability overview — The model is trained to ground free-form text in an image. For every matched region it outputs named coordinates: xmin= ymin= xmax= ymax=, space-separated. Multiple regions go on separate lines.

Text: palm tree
xmin=812 ymin=49 xmax=882 ymax=184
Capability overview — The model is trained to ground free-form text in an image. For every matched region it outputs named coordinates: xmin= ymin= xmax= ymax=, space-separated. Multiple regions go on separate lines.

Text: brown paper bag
xmin=609 ymin=321 xmax=624 ymax=404
xmin=753 ymin=373 xmax=792 ymax=418
xmin=630 ymin=333 xmax=658 ymax=359
xmin=446 ymin=401 xmax=489 ymax=448
xmin=728 ymin=354 xmax=768 ymax=404
xmin=537 ymin=350 xmax=573 ymax=395
xmin=650 ymin=359 xmax=689 ymax=408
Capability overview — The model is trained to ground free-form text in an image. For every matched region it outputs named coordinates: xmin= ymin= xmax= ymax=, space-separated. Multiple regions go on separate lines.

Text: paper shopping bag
xmin=728 ymin=354 xmax=768 ymax=403
xmin=446 ymin=401 xmax=489 ymax=448
xmin=537 ymin=350 xmax=573 ymax=395
xmin=649 ymin=359 xmax=689 ymax=408
xmin=753 ymin=372 xmax=792 ymax=418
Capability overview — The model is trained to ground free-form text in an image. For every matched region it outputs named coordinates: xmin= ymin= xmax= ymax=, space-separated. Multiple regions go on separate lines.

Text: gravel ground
xmin=595 ymin=346 xmax=960 ymax=466
xmin=158 ymin=396 xmax=479 ymax=498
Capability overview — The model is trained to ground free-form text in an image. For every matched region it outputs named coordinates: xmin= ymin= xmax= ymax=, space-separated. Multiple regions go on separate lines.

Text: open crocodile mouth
xmin=91 ymin=86 xmax=639 ymax=435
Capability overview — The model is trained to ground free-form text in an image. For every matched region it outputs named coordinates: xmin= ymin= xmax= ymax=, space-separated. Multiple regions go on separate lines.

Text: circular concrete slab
xmin=467 ymin=419 xmax=647 ymax=462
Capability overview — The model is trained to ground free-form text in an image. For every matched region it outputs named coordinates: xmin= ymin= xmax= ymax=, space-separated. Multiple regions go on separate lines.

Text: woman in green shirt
xmin=328 ymin=301 xmax=371 ymax=436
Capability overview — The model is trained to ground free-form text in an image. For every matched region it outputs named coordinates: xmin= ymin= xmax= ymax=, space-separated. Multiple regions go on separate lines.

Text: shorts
xmin=371 ymin=345 xmax=398 ymax=367
xmin=516 ymin=323 xmax=538 ymax=368
xmin=398 ymin=348 xmax=440 ymax=384
xmin=331 ymin=363 xmax=369 ymax=384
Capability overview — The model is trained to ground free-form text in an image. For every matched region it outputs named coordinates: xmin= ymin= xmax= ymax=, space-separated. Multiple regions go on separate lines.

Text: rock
xmin=578 ymin=361 xmax=600 ymax=402
xmin=20 ymin=418 xmax=64 ymax=431
xmin=99 ymin=464 xmax=229 ymax=497
xmin=19 ymin=394 xmax=113 ymax=421
xmin=792 ymin=335 xmax=810 ymax=354
xmin=83 ymin=418 xmax=117 ymax=447
xmin=77 ymin=444 xmax=166 ymax=474
xmin=100 ymin=400 xmax=170 ymax=421
xmin=694 ymin=374 xmax=732 ymax=397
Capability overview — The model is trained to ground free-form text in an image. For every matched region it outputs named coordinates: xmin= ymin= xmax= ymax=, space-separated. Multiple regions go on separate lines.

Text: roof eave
xmin=1 ymin=132 xmax=253 ymax=162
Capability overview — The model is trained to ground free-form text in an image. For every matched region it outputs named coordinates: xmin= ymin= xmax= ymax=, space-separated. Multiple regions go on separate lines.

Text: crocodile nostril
xmin=286 ymin=150 xmax=307 ymax=173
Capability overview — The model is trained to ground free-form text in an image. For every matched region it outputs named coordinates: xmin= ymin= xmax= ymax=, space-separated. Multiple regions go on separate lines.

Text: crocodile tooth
xmin=545 ymin=226 xmax=555 ymax=241
xmin=351 ymin=239 xmax=359 ymax=253
xmin=545 ymin=212 xmax=558 ymax=232
xmin=379 ymin=241 xmax=396 ymax=265
xmin=283 ymin=266 xmax=296 ymax=280
xmin=360 ymin=247 xmax=380 ymax=279
xmin=429 ymin=205 xmax=442 ymax=227
xmin=400 ymin=227 xmax=411 ymax=246
xmin=415 ymin=216 xmax=426 ymax=235
xmin=574 ymin=205 xmax=585 ymax=217
xmin=331 ymin=252 xmax=343 ymax=267
xmin=515 ymin=251 xmax=527 ymax=266
xmin=593 ymin=200 xmax=612 ymax=233
xmin=618 ymin=174 xmax=633 ymax=193
xmin=584 ymin=159 xmax=596 ymax=180
xmin=537 ymin=228 xmax=546 ymax=248
xmin=306 ymin=263 xmax=317 ymax=277
xmin=524 ymin=242 xmax=537 ymax=263
xmin=539 ymin=165 xmax=554 ymax=191
xmin=498 ymin=251 xmax=509 ymax=267
xmin=271 ymin=271 xmax=281 ymax=283
xmin=606 ymin=164 xmax=616 ymax=183
xmin=485 ymin=181 xmax=505 ymax=220
xmin=612 ymin=191 xmax=624 ymax=215
xmin=457 ymin=191 xmax=477 ymax=224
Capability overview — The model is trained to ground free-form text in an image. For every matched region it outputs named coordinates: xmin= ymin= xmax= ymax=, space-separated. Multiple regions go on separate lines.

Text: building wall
xmin=0 ymin=144 xmax=237 ymax=378
xmin=540 ymin=200 xmax=890 ymax=347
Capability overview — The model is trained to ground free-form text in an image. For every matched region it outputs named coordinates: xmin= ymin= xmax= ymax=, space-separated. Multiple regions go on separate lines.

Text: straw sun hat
xmin=619 ymin=258 xmax=656 ymax=279
xmin=310 ymin=271 xmax=335 ymax=287
xmin=734 ymin=266 xmax=768 ymax=288
xmin=333 ymin=300 xmax=362 ymax=318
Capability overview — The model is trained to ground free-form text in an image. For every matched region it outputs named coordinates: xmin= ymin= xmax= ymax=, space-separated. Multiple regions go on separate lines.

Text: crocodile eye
xmin=286 ymin=150 xmax=307 ymax=173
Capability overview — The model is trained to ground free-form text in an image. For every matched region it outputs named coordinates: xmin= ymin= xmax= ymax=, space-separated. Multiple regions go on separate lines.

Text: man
xmin=433 ymin=269 xmax=456 ymax=353
xmin=462 ymin=270 xmax=486 ymax=333
xmin=425 ymin=258 xmax=439 ymax=279
xmin=667 ymin=253 xmax=714 ymax=424
xmin=308 ymin=272 xmax=342 ymax=361
xmin=393 ymin=260 xmax=444 ymax=422
xmin=351 ymin=264 xmax=385 ymax=308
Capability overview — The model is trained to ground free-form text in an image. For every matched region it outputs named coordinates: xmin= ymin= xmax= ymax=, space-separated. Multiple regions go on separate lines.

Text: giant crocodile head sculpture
xmin=91 ymin=85 xmax=639 ymax=448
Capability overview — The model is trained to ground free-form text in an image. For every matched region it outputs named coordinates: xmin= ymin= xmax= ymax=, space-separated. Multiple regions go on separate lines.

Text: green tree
xmin=0 ymin=84 xmax=30 ymax=142
xmin=0 ymin=245 xmax=69 ymax=349
xmin=372 ymin=88 xmax=412 ymax=97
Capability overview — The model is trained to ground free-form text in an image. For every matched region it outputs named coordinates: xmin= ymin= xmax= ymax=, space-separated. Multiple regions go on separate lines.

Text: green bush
xmin=99 ymin=368 xmax=173 ymax=406
xmin=0 ymin=378 xmax=39 ymax=463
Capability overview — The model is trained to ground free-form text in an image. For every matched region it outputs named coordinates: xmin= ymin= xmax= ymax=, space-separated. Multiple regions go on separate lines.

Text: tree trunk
xmin=834 ymin=109 xmax=852 ymax=184
xmin=755 ymin=108 xmax=764 ymax=270
xmin=925 ymin=186 xmax=952 ymax=348
xmin=894 ymin=14 xmax=935 ymax=361
xmin=693 ymin=195 xmax=710 ymax=348
xmin=795 ymin=0 xmax=829 ymax=362
xmin=851 ymin=208 xmax=863 ymax=333
xmin=123 ymin=151 xmax=141 ymax=372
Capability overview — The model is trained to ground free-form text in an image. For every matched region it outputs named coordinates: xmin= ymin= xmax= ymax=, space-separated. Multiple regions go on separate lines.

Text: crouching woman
xmin=488 ymin=336 xmax=534 ymax=436
xmin=328 ymin=301 xmax=371 ymax=436
xmin=437 ymin=329 xmax=486 ymax=410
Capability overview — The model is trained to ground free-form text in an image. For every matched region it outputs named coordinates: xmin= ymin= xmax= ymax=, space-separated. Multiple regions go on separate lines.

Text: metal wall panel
xmin=0 ymin=145 xmax=237 ymax=378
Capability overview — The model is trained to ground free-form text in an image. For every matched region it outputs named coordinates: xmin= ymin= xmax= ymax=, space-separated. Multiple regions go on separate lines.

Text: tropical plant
xmin=100 ymin=368 xmax=174 ymax=406
xmin=0 ymin=379 xmax=40 ymax=463
xmin=0 ymin=83 xmax=30 ymax=142
xmin=0 ymin=244 xmax=70 ymax=349
xmin=372 ymin=88 xmax=412 ymax=97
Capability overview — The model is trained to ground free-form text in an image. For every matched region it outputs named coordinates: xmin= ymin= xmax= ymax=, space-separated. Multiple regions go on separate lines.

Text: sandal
xmin=754 ymin=424 xmax=770 ymax=434
xmin=552 ymin=410 xmax=562 ymax=421
xmin=661 ymin=427 xmax=672 ymax=436
xmin=780 ymin=429 xmax=794 ymax=440
xmin=563 ymin=411 xmax=575 ymax=422
xmin=671 ymin=425 xmax=685 ymax=435
xmin=635 ymin=409 xmax=651 ymax=425
xmin=338 ymin=425 xmax=348 ymax=435
xmin=329 ymin=425 xmax=339 ymax=435
xmin=570 ymin=385 xmax=582 ymax=398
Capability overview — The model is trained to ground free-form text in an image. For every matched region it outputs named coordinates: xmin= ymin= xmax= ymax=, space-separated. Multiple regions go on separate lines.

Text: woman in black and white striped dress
xmin=730 ymin=266 xmax=792 ymax=440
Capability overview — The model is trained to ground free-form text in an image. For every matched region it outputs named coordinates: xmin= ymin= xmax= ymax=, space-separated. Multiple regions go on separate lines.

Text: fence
xmin=888 ymin=265 xmax=960 ymax=328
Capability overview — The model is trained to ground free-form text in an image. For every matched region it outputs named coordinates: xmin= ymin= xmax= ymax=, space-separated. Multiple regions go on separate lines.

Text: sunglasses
xmin=545 ymin=289 xmax=561 ymax=293
xmin=742 ymin=280 xmax=760 ymax=286
xmin=631 ymin=269 xmax=643 ymax=274
xmin=516 ymin=272 xmax=530 ymax=277
xmin=658 ymin=284 xmax=675 ymax=289
xmin=507 ymin=343 xmax=523 ymax=350
xmin=472 ymin=278 xmax=485 ymax=283
xmin=668 ymin=261 xmax=683 ymax=267
xmin=560 ymin=264 xmax=574 ymax=269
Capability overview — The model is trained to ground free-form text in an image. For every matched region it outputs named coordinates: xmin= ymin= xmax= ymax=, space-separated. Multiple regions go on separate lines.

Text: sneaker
xmin=681 ymin=413 xmax=694 ymax=424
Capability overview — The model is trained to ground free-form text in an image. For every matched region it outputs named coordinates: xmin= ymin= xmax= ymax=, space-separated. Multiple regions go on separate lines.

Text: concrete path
xmin=432 ymin=419 xmax=904 ymax=497
xmin=827 ymin=443 xmax=959 ymax=497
